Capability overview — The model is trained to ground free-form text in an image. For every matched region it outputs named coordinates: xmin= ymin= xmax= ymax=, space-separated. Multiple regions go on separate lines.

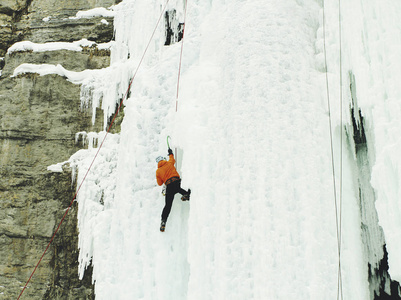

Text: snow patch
xmin=12 ymin=63 xmax=102 ymax=84
xmin=7 ymin=40 xmax=113 ymax=54
xmin=70 ymin=7 xmax=116 ymax=20
xmin=47 ymin=162 xmax=66 ymax=172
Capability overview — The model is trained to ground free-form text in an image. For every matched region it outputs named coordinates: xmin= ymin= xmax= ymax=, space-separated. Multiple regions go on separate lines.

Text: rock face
xmin=0 ymin=0 xmax=117 ymax=298
xmin=0 ymin=0 xmax=119 ymax=57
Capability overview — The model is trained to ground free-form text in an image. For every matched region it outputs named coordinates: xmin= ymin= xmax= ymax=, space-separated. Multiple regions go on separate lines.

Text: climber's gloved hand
xmin=168 ymin=148 xmax=173 ymax=155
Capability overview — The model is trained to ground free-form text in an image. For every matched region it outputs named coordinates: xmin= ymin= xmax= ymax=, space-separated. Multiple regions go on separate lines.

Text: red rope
xmin=175 ymin=0 xmax=188 ymax=112
xmin=17 ymin=1 xmax=170 ymax=298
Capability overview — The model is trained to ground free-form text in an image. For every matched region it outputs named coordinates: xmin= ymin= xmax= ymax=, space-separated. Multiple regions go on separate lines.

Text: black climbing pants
xmin=161 ymin=179 xmax=188 ymax=222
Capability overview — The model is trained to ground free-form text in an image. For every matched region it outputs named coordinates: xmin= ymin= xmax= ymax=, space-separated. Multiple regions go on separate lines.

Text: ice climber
xmin=156 ymin=148 xmax=191 ymax=232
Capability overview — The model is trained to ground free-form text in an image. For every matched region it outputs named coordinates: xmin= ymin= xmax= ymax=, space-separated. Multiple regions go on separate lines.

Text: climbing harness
xmin=17 ymin=1 xmax=171 ymax=299
xmin=322 ymin=0 xmax=344 ymax=299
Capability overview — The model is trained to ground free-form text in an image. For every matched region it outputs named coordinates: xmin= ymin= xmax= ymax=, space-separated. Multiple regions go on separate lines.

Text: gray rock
xmin=0 ymin=0 xmax=119 ymax=298
xmin=0 ymin=0 xmax=116 ymax=56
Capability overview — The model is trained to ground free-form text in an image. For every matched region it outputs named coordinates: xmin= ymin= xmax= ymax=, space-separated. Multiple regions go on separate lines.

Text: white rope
xmin=322 ymin=0 xmax=344 ymax=298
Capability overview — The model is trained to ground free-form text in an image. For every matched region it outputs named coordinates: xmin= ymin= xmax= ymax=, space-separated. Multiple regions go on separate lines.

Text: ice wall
xmin=176 ymin=0 xmax=357 ymax=298
xmin=76 ymin=0 xmax=190 ymax=299
xmin=74 ymin=0 xmax=401 ymax=299
xmin=327 ymin=0 xmax=401 ymax=297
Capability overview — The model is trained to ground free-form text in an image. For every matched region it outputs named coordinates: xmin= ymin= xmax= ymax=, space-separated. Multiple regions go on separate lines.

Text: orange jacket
xmin=156 ymin=154 xmax=180 ymax=186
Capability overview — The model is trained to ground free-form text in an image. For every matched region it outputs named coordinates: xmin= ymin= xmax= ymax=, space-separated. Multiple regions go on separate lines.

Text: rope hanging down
xmin=17 ymin=1 xmax=170 ymax=299
xmin=337 ymin=0 xmax=344 ymax=298
xmin=173 ymin=0 xmax=188 ymax=160
xmin=175 ymin=0 xmax=188 ymax=112
xmin=322 ymin=0 xmax=344 ymax=299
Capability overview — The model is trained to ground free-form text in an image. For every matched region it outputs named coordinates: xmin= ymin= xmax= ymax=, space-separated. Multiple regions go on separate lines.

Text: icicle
xmin=75 ymin=131 xmax=88 ymax=146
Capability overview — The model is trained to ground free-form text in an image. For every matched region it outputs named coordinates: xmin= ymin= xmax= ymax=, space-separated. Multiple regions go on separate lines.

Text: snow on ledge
xmin=12 ymin=63 xmax=103 ymax=84
xmin=7 ymin=39 xmax=114 ymax=55
xmin=47 ymin=161 xmax=68 ymax=172
xmin=12 ymin=60 xmax=124 ymax=130
xmin=69 ymin=7 xmax=116 ymax=20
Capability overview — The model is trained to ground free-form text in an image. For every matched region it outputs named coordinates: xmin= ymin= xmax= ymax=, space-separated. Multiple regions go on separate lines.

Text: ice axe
xmin=167 ymin=136 xmax=178 ymax=166
xmin=167 ymin=135 xmax=171 ymax=149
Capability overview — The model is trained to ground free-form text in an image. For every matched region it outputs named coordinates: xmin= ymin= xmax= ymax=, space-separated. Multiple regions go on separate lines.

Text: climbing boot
xmin=181 ymin=189 xmax=191 ymax=201
xmin=160 ymin=220 xmax=166 ymax=232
